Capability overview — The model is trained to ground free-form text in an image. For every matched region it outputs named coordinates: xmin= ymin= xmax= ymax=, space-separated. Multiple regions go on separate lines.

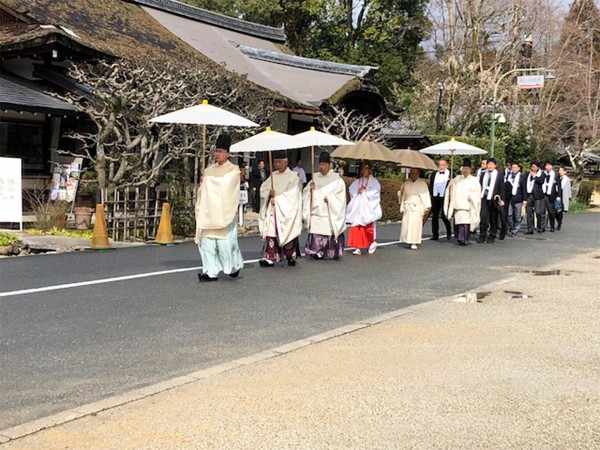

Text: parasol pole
xmin=201 ymin=124 xmax=207 ymax=177
xmin=267 ymin=143 xmax=280 ymax=245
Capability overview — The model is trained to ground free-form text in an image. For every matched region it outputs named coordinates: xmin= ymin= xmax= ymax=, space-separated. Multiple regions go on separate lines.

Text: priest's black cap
xmin=462 ymin=158 xmax=472 ymax=168
xmin=273 ymin=150 xmax=288 ymax=159
xmin=318 ymin=152 xmax=331 ymax=163
xmin=216 ymin=133 xmax=231 ymax=151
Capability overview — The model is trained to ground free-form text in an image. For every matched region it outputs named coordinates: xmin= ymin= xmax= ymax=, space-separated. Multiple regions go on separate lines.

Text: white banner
xmin=0 ymin=157 xmax=22 ymax=228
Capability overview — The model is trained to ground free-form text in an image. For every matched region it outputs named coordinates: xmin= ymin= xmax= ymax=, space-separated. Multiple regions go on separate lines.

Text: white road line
xmin=0 ymin=236 xmax=436 ymax=298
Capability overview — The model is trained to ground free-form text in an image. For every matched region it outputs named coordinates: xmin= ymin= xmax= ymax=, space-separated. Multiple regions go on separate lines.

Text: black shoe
xmin=456 ymin=240 xmax=465 ymax=246
xmin=446 ymin=233 xmax=452 ymax=241
xmin=228 ymin=270 xmax=240 ymax=278
xmin=259 ymin=259 xmax=274 ymax=267
xmin=431 ymin=236 xmax=439 ymax=241
xmin=477 ymin=237 xmax=486 ymax=243
xmin=486 ymin=237 xmax=495 ymax=243
xmin=541 ymin=229 xmax=545 ymax=233
xmin=499 ymin=233 xmax=506 ymax=240
xmin=550 ymin=228 xmax=555 ymax=232
xmin=287 ymin=259 xmax=296 ymax=267
xmin=524 ymin=231 xmax=533 ymax=235
xmin=198 ymin=272 xmax=218 ymax=282
xmin=556 ymin=225 xmax=561 ymax=231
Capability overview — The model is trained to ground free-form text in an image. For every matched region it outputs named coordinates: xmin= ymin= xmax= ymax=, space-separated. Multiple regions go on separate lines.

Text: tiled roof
xmin=0 ymin=76 xmax=78 ymax=115
xmin=127 ymin=0 xmax=286 ymax=42
xmin=238 ymin=45 xmax=378 ymax=78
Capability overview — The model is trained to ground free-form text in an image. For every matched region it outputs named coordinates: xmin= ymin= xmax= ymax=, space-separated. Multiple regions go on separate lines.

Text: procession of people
xmin=195 ymin=133 xmax=573 ymax=281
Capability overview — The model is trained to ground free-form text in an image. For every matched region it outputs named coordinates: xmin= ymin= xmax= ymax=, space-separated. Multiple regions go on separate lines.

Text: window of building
xmin=0 ymin=121 xmax=45 ymax=172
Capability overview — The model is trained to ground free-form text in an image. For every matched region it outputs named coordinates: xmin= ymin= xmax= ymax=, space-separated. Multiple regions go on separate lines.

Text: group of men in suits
xmin=429 ymin=157 xmax=566 ymax=245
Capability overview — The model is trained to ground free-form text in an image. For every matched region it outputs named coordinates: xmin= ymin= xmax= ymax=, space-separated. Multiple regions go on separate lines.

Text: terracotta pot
xmin=74 ymin=207 xmax=94 ymax=229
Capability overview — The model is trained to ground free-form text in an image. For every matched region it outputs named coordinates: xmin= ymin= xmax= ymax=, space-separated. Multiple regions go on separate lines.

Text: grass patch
xmin=0 ymin=231 xmax=20 ymax=247
xmin=26 ymin=227 xmax=94 ymax=239
xmin=568 ymin=201 xmax=588 ymax=213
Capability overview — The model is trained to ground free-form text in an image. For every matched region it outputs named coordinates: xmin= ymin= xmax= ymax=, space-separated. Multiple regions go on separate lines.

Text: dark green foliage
xmin=575 ymin=181 xmax=600 ymax=206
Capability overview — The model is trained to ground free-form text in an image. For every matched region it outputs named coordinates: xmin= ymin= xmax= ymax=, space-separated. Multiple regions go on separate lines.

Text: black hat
xmin=273 ymin=150 xmax=287 ymax=160
xmin=318 ymin=152 xmax=331 ymax=163
xmin=216 ymin=133 xmax=231 ymax=151
xmin=462 ymin=158 xmax=472 ymax=168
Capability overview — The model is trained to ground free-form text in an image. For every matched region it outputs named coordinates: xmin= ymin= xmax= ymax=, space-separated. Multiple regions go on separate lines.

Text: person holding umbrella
xmin=258 ymin=151 xmax=303 ymax=267
xmin=194 ymin=134 xmax=244 ymax=281
xmin=444 ymin=159 xmax=481 ymax=245
xmin=398 ymin=168 xmax=431 ymax=250
xmin=303 ymin=152 xmax=347 ymax=260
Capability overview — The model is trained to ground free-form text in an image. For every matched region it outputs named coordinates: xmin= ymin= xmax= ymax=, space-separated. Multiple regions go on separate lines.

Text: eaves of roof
xmin=0 ymin=76 xmax=78 ymax=116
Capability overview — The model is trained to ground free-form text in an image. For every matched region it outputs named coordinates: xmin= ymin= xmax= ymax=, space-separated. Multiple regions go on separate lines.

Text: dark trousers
xmin=544 ymin=196 xmax=556 ymax=230
xmin=498 ymin=203 xmax=508 ymax=239
xmin=431 ymin=196 xmax=451 ymax=238
xmin=526 ymin=194 xmax=544 ymax=232
xmin=479 ymin=199 xmax=499 ymax=241
xmin=557 ymin=210 xmax=564 ymax=228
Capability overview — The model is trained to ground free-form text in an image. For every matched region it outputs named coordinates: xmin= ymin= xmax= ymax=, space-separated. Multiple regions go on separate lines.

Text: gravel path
xmin=4 ymin=251 xmax=599 ymax=449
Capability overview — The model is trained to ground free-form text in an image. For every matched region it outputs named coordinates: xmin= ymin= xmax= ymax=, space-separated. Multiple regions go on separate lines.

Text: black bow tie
xmin=439 ymin=171 xmax=445 ymax=174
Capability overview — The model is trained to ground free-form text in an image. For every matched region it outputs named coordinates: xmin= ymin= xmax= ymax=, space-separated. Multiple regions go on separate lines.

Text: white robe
xmin=346 ymin=175 xmax=382 ymax=227
xmin=444 ymin=174 xmax=482 ymax=230
xmin=398 ymin=178 xmax=431 ymax=245
xmin=259 ymin=168 xmax=303 ymax=246
xmin=194 ymin=160 xmax=240 ymax=243
xmin=303 ymin=171 xmax=347 ymax=238
xmin=561 ymin=176 xmax=572 ymax=211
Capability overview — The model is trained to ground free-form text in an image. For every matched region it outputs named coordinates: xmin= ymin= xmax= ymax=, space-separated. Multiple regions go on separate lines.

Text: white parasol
xmin=230 ymin=127 xmax=306 ymax=244
xmin=292 ymin=127 xmax=353 ymax=175
xmin=420 ymin=137 xmax=487 ymax=209
xmin=150 ymin=99 xmax=258 ymax=192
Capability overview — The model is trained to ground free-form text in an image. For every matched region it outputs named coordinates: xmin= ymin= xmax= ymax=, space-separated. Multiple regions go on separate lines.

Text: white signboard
xmin=518 ymin=75 xmax=544 ymax=89
xmin=0 ymin=157 xmax=23 ymax=230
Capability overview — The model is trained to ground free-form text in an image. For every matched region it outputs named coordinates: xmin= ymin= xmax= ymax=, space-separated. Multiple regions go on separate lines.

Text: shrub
xmin=575 ymin=181 xmax=600 ymax=206
xmin=33 ymin=201 xmax=70 ymax=231
xmin=0 ymin=231 xmax=19 ymax=247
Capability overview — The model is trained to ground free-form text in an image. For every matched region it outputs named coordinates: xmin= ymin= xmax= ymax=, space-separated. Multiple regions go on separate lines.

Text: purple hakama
xmin=304 ymin=233 xmax=345 ymax=260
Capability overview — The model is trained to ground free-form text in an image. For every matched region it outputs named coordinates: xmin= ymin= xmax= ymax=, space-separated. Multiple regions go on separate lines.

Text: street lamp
xmin=489 ymin=67 xmax=554 ymax=158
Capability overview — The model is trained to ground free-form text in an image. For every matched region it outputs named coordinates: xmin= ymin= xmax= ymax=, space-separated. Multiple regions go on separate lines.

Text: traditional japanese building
xmin=0 ymin=0 xmax=393 ymax=199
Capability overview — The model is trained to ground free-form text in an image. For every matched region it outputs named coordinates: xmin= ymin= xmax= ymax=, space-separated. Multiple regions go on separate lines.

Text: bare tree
xmin=321 ymin=104 xmax=389 ymax=142
xmin=56 ymin=59 xmax=280 ymax=191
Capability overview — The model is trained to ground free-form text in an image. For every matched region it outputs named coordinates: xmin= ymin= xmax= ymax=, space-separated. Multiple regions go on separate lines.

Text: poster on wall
xmin=49 ymin=157 xmax=83 ymax=204
xmin=0 ymin=156 xmax=23 ymax=230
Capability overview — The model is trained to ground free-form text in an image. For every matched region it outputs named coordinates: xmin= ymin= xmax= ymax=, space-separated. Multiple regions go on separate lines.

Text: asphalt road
xmin=1 ymin=214 xmax=598 ymax=430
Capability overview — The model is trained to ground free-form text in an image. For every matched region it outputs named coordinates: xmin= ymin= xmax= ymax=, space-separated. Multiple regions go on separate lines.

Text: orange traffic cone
xmin=90 ymin=204 xmax=111 ymax=250
xmin=155 ymin=202 xmax=174 ymax=245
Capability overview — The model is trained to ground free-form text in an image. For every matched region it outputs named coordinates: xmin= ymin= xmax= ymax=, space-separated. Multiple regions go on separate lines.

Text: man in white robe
xmin=258 ymin=151 xmax=303 ymax=267
xmin=444 ymin=158 xmax=481 ymax=246
xmin=346 ymin=162 xmax=382 ymax=255
xmin=398 ymin=168 xmax=431 ymax=250
xmin=303 ymin=152 xmax=347 ymax=260
xmin=194 ymin=134 xmax=243 ymax=281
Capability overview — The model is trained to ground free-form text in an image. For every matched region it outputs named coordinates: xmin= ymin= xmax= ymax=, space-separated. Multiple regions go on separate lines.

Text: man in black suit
xmin=506 ymin=161 xmax=527 ymax=237
xmin=250 ymin=160 xmax=269 ymax=212
xmin=429 ymin=159 xmax=452 ymax=240
xmin=542 ymin=161 xmax=562 ymax=232
xmin=523 ymin=161 xmax=546 ymax=234
xmin=477 ymin=158 xmax=505 ymax=243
